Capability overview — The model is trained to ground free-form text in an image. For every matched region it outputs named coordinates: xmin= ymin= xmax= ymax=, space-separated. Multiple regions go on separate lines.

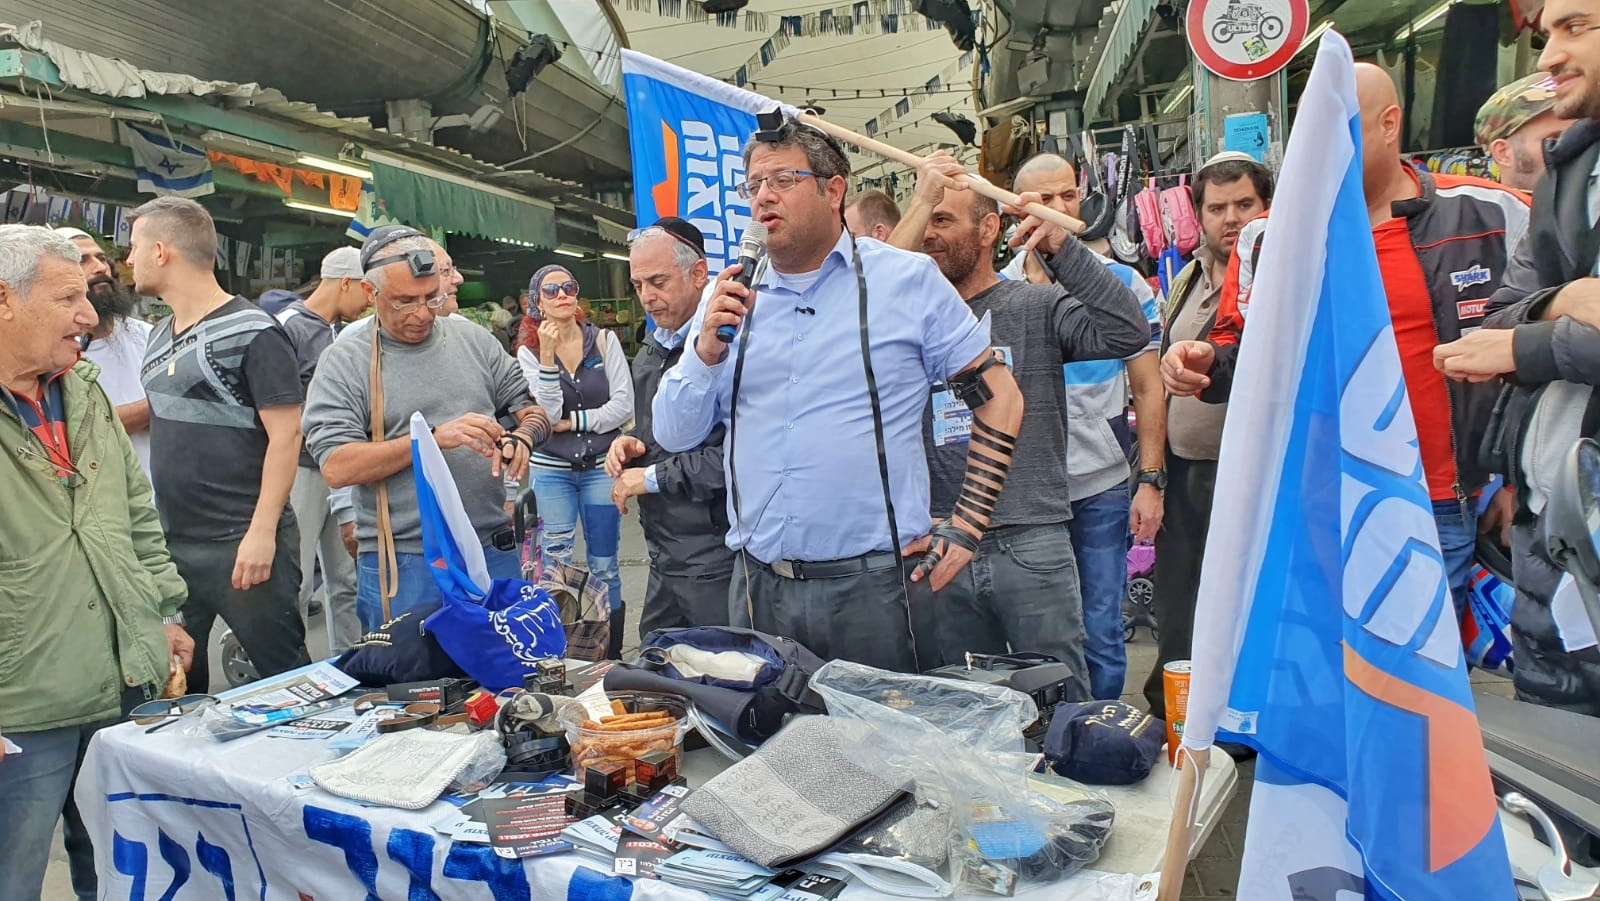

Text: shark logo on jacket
xmin=1449 ymin=265 xmax=1491 ymax=291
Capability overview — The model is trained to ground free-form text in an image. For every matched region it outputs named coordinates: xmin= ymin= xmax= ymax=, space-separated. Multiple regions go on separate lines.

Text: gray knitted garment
xmin=681 ymin=716 xmax=905 ymax=867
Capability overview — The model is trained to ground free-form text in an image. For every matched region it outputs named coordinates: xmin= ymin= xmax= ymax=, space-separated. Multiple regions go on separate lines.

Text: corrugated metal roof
xmin=0 ymin=1 xmax=631 ymax=180
xmin=227 ymin=92 xmax=633 ymax=225
xmin=1079 ymin=0 xmax=1161 ymax=122
xmin=0 ymin=19 xmax=633 ymax=229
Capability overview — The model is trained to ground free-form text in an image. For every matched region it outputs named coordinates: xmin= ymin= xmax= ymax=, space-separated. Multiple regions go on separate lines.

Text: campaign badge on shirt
xmin=931 ymin=347 xmax=1013 ymax=447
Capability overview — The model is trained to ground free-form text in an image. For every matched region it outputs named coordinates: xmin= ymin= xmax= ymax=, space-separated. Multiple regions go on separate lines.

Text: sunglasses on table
xmin=129 ymin=694 xmax=219 ymax=729
xmin=539 ymin=280 xmax=579 ymax=299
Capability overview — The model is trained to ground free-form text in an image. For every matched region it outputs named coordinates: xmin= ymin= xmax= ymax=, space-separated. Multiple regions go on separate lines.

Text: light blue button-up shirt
xmin=653 ymin=229 xmax=991 ymax=564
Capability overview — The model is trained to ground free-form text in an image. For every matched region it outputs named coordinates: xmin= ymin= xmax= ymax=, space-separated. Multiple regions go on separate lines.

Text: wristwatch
xmin=1136 ymin=469 xmax=1167 ymax=492
xmin=162 ymin=613 xmax=185 ymax=626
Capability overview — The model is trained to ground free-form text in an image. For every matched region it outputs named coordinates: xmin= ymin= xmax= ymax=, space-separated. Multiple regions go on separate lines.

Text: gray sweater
xmin=926 ymin=240 xmax=1149 ymax=527
xmin=302 ymin=317 xmax=532 ymax=554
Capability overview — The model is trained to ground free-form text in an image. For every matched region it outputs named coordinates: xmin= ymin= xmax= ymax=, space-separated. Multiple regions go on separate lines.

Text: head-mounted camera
xmin=365 ymin=248 xmax=436 ymax=279
xmin=754 ymin=108 xmax=851 ymax=171
xmin=360 ymin=224 xmax=437 ymax=278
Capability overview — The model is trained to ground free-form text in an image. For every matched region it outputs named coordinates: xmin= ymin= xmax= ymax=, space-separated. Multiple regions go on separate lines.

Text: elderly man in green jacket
xmin=0 ymin=225 xmax=193 ymax=901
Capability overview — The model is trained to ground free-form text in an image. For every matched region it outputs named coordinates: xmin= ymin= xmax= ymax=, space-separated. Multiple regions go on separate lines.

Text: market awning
xmin=366 ymin=150 xmax=556 ymax=247
xmin=1081 ymin=0 xmax=1161 ymax=122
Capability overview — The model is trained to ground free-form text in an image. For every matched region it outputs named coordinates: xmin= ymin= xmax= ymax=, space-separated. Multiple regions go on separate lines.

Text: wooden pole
xmin=1156 ymin=748 xmax=1208 ymax=900
xmin=797 ymin=112 xmax=1087 ymax=235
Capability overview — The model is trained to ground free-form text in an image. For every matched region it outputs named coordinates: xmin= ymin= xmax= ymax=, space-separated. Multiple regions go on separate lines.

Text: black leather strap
xmin=851 ymin=244 xmax=918 ymax=665
xmin=723 ymin=238 xmax=916 ymax=662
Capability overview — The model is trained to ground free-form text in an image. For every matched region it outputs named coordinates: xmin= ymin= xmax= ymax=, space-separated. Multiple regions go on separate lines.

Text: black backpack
xmin=603 ymin=626 xmax=825 ymax=746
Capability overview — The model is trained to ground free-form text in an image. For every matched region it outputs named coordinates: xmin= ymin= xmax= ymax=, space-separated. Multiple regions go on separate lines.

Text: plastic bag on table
xmin=810 ymin=661 xmax=1112 ymax=893
xmin=447 ymin=731 xmax=508 ymax=794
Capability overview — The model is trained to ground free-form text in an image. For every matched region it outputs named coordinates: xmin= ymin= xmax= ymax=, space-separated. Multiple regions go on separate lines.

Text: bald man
xmin=1162 ymin=61 xmax=1530 ymax=636
xmin=984 ymin=151 xmax=1166 ymax=701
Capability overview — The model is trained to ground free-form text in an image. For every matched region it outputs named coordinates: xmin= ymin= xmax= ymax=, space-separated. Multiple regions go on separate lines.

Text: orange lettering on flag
xmin=651 ymin=121 xmax=680 ymax=219
xmin=1343 ymin=642 xmax=1499 ymax=872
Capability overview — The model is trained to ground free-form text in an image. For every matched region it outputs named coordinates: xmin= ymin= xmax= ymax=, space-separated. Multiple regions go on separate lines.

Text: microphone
xmin=716 ymin=221 xmax=768 ymax=343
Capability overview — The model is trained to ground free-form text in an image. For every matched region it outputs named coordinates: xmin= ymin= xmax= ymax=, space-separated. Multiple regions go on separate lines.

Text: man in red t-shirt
xmin=1164 ymin=62 xmax=1530 ymax=617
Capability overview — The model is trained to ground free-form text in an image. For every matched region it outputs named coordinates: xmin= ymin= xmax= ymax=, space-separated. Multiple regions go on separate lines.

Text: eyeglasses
xmin=129 ymin=694 xmax=218 ymax=726
xmin=539 ymin=280 xmax=579 ymax=299
xmin=736 ymin=169 xmax=816 ymax=200
xmin=17 ymin=445 xmax=84 ymax=489
xmin=378 ymin=290 xmax=449 ymax=313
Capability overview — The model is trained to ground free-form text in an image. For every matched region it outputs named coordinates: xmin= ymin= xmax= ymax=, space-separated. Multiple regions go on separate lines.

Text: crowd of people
xmin=6 ymin=6 xmax=1600 ymax=896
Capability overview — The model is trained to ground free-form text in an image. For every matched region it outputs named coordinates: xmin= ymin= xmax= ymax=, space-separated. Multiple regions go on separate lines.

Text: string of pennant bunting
xmin=740 ymin=79 xmax=974 ymax=99
xmin=619 ymin=0 xmax=945 ymax=85
xmin=861 ymin=49 xmax=976 ymax=138
xmin=205 ymin=151 xmax=363 ymax=212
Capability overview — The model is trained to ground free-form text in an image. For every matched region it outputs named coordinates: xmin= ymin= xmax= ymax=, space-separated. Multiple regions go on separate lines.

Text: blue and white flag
xmin=1179 ymin=33 xmax=1512 ymax=899
xmin=410 ymin=412 xmax=492 ymax=601
xmin=345 ymin=180 xmax=396 ymax=243
xmin=122 ymin=123 xmax=214 ymax=198
xmin=112 ymin=206 xmax=133 ymax=247
xmin=411 ymin=412 xmax=566 ymax=691
xmin=80 ymin=201 xmax=106 ymax=234
xmin=45 ymin=194 xmax=71 ymax=224
xmin=621 ymin=50 xmax=795 ymax=271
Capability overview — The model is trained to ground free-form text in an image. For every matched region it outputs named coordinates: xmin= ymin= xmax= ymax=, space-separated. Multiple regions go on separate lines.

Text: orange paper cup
xmin=1163 ymin=660 xmax=1191 ymax=766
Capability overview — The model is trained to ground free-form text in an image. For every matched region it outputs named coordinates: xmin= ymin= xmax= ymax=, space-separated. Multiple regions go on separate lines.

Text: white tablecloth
xmin=76 ymin=718 xmax=1235 ymax=901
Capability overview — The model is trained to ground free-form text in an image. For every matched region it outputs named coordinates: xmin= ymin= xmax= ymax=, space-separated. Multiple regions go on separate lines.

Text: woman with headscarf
xmin=517 ymin=264 xmax=633 ymax=655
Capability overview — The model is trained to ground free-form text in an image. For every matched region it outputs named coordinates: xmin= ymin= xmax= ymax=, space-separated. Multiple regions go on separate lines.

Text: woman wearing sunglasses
xmin=516 ymin=264 xmax=633 ymax=654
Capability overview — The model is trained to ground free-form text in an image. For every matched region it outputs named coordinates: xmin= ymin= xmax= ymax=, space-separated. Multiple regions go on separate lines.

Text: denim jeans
xmin=1434 ymin=498 xmax=1479 ymax=622
xmin=931 ymin=522 xmax=1092 ymax=700
xmin=530 ymin=467 xmax=624 ymax=619
xmin=1068 ymin=481 xmax=1131 ymax=700
xmin=356 ymin=545 xmax=521 ymax=632
xmin=0 ymin=693 xmax=138 ymax=901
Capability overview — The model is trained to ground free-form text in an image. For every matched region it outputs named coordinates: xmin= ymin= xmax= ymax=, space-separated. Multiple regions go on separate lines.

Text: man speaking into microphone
xmin=653 ymin=113 xmax=1023 ymax=672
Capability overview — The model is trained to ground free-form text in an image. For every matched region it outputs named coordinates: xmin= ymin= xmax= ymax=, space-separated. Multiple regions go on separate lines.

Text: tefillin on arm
xmin=913 ymin=351 xmax=1018 ymax=580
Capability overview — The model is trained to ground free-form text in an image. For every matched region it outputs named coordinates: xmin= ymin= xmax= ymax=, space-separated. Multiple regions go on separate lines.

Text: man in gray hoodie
xmin=889 ymin=154 xmax=1150 ymax=692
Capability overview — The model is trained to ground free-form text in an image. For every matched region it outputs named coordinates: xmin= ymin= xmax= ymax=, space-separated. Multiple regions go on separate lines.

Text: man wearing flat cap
xmin=1476 ymin=72 xmax=1571 ymax=192
xmin=302 ymin=225 xmax=551 ymax=630
xmin=607 ymin=217 xmax=736 ymax=638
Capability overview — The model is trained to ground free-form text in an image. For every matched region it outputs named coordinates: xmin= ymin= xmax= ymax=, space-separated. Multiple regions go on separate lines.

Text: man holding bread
xmin=0 ymin=224 xmax=193 ymax=901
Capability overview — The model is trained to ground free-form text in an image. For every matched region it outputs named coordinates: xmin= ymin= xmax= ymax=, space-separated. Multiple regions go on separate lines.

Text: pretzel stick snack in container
xmin=560 ymin=693 xmax=688 ymax=781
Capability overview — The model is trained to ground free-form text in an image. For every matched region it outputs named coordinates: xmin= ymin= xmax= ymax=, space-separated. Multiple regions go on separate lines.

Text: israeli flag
xmin=122 ymin=124 xmax=214 ymax=198
xmin=621 ymin=50 xmax=794 ymax=271
xmin=1179 ymin=33 xmax=1513 ymax=899
xmin=345 ymin=180 xmax=396 ymax=242
xmin=410 ymin=412 xmax=491 ymax=600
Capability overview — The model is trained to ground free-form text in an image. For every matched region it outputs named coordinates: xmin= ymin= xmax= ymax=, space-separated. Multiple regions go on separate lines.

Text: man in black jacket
xmin=607 ymin=217 xmax=735 ymax=640
xmin=1433 ymin=0 xmax=1600 ymax=715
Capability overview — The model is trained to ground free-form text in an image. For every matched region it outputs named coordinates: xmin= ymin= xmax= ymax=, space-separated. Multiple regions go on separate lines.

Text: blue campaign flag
xmin=1177 ymin=33 xmax=1513 ymax=900
xmin=621 ymin=50 xmax=794 ymax=271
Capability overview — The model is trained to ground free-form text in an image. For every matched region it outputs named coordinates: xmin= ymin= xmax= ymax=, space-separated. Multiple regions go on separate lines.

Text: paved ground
xmin=40 ymin=510 xmax=1522 ymax=898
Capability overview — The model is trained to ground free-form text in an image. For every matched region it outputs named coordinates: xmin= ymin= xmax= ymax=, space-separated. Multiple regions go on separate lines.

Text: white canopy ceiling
xmin=611 ymin=1 xmax=985 ymax=182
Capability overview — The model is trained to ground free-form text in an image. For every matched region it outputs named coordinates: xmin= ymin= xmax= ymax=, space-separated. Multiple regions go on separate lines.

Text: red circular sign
xmin=1186 ymin=0 xmax=1310 ymax=82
